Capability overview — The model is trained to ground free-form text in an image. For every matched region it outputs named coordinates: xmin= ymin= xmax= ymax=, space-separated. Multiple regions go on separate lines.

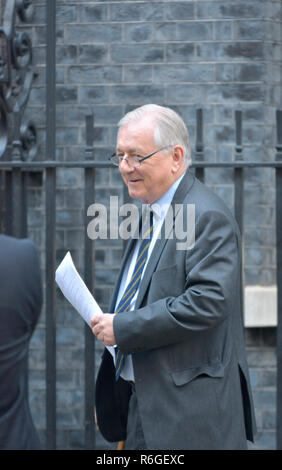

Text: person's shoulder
xmin=187 ymin=175 xmax=233 ymax=217
xmin=0 ymin=234 xmax=38 ymax=257
xmin=184 ymin=175 xmax=240 ymax=238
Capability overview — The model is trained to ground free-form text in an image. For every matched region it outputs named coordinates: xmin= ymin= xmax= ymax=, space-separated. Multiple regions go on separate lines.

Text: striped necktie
xmin=115 ymin=209 xmax=153 ymax=381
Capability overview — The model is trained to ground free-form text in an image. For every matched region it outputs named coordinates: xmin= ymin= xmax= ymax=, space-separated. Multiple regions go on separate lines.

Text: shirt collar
xmin=149 ymin=173 xmax=185 ymax=221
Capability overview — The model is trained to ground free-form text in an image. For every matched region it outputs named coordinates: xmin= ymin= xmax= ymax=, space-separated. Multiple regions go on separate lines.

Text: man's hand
xmin=91 ymin=313 xmax=116 ymax=346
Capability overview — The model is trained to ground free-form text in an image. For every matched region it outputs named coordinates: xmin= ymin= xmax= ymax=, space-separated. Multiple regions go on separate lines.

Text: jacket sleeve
xmin=113 ymin=209 xmax=240 ymax=355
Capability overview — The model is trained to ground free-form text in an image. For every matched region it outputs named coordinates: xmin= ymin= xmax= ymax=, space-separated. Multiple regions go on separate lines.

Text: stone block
xmin=30 ymin=87 xmax=45 ymax=106
xmin=79 ymin=86 xmax=109 ymax=104
xmin=111 ymin=85 xmax=165 ymax=104
xmin=29 ymin=389 xmax=46 ymax=428
xmin=154 ymin=22 xmax=177 ymax=41
xmin=233 ymin=19 xmax=264 ymax=40
xmin=154 ymin=64 xmax=214 ymax=83
xmin=27 ymin=209 xmax=43 ymax=228
xmin=215 ymin=64 xmax=233 ymax=82
xmin=80 ymin=4 xmax=108 ymax=22
xmin=66 ymin=24 xmax=122 ymax=44
xmin=197 ymin=2 xmax=263 ymax=20
xmin=224 ymin=42 xmax=263 ymax=60
xmin=111 ymin=44 xmax=164 ymax=63
xmin=214 ymin=125 xmax=235 ymax=143
xmin=204 ymin=84 xmax=263 ymax=103
xmin=69 ymin=65 xmax=122 ymax=84
xmin=125 ymin=23 xmax=154 ymax=42
xmin=68 ymin=430 xmax=85 ymax=449
xmin=110 ymin=2 xmax=164 ymax=21
xmin=165 ymin=2 xmax=195 ymax=20
xmin=166 ymin=43 xmax=195 ymax=62
xmin=167 ymin=84 xmax=199 ymax=103
xmin=56 ymin=327 xmax=84 ymax=348
xmin=262 ymin=410 xmax=276 ymax=430
xmin=124 ymin=65 xmax=153 ymax=83
xmin=176 ymin=21 xmax=213 ymax=41
xmin=95 ymin=268 xmax=120 ymax=285
xmin=253 ymin=390 xmax=276 ymax=409
xmin=56 ymin=210 xmax=84 ymax=228
xmin=80 ymin=125 xmax=111 ymax=145
xmin=249 ymin=368 xmax=260 ymax=388
xmin=56 ymin=86 xmax=78 ymax=104
xmin=57 ymin=370 xmax=81 ymax=389
xmin=214 ymin=21 xmax=232 ymax=40
xmin=56 ymin=127 xmax=79 ymax=146
xmin=57 ymin=5 xmax=77 ymax=23
xmin=78 ymin=45 xmax=108 ymax=64
xmin=260 ymin=369 xmax=277 ymax=388
xmin=197 ymin=42 xmax=263 ymax=61
xmin=244 ymin=204 xmax=274 ymax=226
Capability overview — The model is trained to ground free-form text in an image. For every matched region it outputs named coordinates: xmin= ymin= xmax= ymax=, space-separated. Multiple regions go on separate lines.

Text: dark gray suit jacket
xmin=0 ymin=235 xmax=42 ymax=449
xmin=95 ymin=171 xmax=256 ymax=450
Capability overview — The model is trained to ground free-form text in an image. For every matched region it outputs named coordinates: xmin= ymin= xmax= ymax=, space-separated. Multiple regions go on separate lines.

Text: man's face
xmin=116 ymin=117 xmax=178 ymax=205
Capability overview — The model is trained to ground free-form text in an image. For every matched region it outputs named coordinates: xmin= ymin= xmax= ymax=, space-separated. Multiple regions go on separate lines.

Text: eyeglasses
xmin=109 ymin=145 xmax=173 ymax=168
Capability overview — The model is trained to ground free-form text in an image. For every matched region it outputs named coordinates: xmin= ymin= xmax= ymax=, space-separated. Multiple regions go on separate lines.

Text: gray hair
xmin=117 ymin=104 xmax=191 ymax=166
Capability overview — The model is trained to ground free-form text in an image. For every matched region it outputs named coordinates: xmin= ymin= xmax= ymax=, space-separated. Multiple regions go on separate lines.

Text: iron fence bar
xmin=195 ymin=108 xmax=205 ymax=182
xmin=84 ymin=114 xmax=96 ymax=449
xmin=234 ymin=110 xmax=244 ymax=232
xmin=276 ymin=166 xmax=282 ymax=450
xmin=276 ymin=109 xmax=282 ymax=450
xmin=21 ymin=171 xmax=27 ymax=238
xmin=234 ymin=110 xmax=245 ymax=327
xmin=1 ymin=161 xmax=282 ymax=169
xmin=4 ymin=171 xmax=12 ymax=235
xmin=10 ymin=108 xmax=23 ymax=237
xmin=45 ymin=167 xmax=57 ymax=450
xmin=11 ymin=167 xmax=22 ymax=237
xmin=46 ymin=0 xmax=56 ymax=165
xmin=45 ymin=0 xmax=57 ymax=450
xmin=0 ymin=171 xmax=4 ymax=231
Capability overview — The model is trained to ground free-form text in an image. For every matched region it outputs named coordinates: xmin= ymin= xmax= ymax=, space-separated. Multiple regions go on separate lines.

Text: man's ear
xmin=171 ymin=145 xmax=185 ymax=173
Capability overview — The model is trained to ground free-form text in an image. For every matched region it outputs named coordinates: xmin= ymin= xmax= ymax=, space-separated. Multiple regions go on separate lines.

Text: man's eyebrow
xmin=116 ymin=147 xmax=143 ymax=154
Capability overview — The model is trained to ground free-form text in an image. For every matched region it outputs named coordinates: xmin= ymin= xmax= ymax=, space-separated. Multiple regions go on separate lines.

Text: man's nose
xmin=119 ymin=157 xmax=134 ymax=172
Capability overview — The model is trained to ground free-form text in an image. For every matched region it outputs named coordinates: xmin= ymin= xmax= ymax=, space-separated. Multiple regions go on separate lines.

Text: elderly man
xmin=91 ymin=104 xmax=256 ymax=450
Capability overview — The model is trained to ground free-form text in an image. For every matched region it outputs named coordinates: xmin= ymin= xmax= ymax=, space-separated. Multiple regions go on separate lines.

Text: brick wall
xmin=17 ymin=0 xmax=282 ymax=449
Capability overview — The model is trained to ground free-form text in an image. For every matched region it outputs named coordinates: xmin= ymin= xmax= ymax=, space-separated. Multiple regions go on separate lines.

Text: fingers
xmin=90 ymin=314 xmax=103 ymax=329
xmin=90 ymin=313 xmax=116 ymax=346
xmin=91 ymin=314 xmax=105 ymax=339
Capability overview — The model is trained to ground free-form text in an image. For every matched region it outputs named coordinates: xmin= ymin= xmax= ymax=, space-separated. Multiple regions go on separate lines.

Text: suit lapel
xmin=109 ymin=207 xmax=142 ymax=312
xmin=135 ymin=170 xmax=195 ymax=309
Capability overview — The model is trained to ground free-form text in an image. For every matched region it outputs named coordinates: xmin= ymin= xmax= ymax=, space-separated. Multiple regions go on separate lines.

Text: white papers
xmin=55 ymin=251 xmax=100 ymax=326
xmin=55 ymin=251 xmax=115 ymax=359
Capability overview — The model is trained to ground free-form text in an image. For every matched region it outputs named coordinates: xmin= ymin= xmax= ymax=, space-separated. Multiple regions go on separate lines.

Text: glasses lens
xmin=111 ymin=156 xmax=141 ymax=168
xmin=128 ymin=156 xmax=141 ymax=168
xmin=111 ymin=155 xmax=120 ymax=166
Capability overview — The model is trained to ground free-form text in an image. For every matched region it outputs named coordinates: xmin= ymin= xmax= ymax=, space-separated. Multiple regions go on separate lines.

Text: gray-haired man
xmin=91 ymin=104 xmax=256 ymax=450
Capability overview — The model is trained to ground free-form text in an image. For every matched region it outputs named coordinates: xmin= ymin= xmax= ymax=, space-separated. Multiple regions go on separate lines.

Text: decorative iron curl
xmin=0 ymin=0 xmax=37 ymax=160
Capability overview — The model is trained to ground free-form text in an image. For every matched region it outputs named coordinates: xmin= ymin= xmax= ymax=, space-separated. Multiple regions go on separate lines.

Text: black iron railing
xmin=0 ymin=109 xmax=282 ymax=449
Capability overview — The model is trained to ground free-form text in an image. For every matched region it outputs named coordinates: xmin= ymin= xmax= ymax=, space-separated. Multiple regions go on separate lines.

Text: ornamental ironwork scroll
xmin=0 ymin=0 xmax=37 ymax=161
